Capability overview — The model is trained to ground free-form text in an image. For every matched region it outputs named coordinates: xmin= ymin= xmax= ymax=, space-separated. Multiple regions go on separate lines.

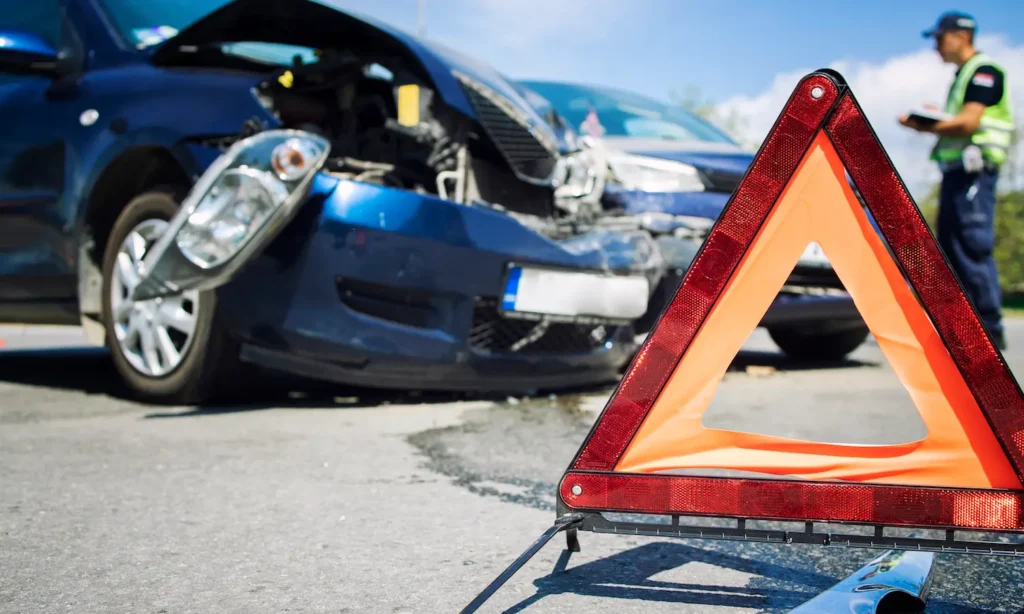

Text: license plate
xmin=798 ymin=241 xmax=831 ymax=267
xmin=501 ymin=265 xmax=650 ymax=322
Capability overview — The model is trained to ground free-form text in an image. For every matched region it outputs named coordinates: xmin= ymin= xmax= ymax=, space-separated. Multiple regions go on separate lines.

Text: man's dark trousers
xmin=936 ymin=165 xmax=1004 ymax=340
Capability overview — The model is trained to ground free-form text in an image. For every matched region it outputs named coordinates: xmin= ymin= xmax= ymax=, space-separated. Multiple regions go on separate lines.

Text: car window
xmin=97 ymin=0 xmax=319 ymax=66
xmin=98 ymin=0 xmax=231 ymax=49
xmin=219 ymin=42 xmax=319 ymax=66
xmin=520 ymin=81 xmax=737 ymax=145
xmin=1 ymin=2 xmax=62 ymax=48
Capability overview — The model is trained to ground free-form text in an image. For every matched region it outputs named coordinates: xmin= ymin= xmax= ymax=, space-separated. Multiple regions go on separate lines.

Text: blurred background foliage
xmin=916 ymin=163 xmax=1024 ymax=297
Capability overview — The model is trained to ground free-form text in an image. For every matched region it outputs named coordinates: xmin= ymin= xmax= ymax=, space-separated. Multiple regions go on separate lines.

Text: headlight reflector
xmin=607 ymin=153 xmax=706 ymax=193
xmin=131 ymin=129 xmax=331 ymax=300
xmin=165 ymin=130 xmax=329 ymax=271
xmin=176 ymin=167 xmax=291 ymax=268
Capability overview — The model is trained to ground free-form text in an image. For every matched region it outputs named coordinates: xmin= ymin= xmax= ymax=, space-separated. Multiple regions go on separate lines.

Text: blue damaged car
xmin=518 ymin=80 xmax=871 ymax=361
xmin=0 ymin=0 xmax=663 ymax=404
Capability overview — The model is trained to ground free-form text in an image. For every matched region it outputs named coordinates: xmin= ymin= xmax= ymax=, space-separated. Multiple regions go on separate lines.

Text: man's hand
xmin=899 ymin=114 xmax=932 ymax=132
xmin=933 ymin=102 xmax=986 ymax=137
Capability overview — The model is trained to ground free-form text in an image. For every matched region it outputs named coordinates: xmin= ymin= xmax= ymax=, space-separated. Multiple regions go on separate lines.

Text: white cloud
xmin=717 ymin=35 xmax=1024 ymax=198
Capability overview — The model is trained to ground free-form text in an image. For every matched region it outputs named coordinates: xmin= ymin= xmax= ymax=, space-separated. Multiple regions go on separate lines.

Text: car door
xmin=0 ymin=1 xmax=81 ymax=321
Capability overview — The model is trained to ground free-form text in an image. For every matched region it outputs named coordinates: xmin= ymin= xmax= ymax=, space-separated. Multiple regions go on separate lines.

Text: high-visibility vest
xmin=931 ymin=52 xmax=1016 ymax=167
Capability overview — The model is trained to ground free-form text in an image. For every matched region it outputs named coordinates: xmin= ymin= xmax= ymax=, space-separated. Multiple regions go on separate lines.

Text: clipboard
xmin=906 ymin=107 xmax=951 ymax=126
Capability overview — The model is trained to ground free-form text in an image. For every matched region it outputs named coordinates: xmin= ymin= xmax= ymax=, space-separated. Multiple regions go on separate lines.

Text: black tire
xmin=767 ymin=325 xmax=870 ymax=362
xmin=100 ymin=189 xmax=240 ymax=405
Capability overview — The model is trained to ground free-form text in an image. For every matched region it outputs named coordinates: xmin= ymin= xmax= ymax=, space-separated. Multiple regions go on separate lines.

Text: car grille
xmin=697 ymin=168 xmax=745 ymax=194
xmin=469 ymin=298 xmax=612 ymax=355
xmin=454 ymin=72 xmax=560 ymax=181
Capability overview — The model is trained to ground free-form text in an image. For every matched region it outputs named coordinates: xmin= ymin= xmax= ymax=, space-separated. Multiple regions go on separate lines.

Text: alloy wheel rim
xmin=109 ymin=219 xmax=201 ymax=377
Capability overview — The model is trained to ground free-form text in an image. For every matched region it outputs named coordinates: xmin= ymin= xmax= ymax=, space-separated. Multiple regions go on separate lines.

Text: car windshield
xmin=519 ymin=81 xmax=737 ymax=145
xmin=98 ymin=0 xmax=318 ymax=64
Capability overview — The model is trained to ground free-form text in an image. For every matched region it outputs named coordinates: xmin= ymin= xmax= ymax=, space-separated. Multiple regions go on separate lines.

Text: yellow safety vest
xmin=931 ymin=52 xmax=1015 ymax=167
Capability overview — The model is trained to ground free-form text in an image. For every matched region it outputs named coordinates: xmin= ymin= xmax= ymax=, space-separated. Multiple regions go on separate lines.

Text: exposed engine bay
xmin=251 ymin=52 xmax=462 ymax=191
xmin=243 ymin=49 xmax=615 ymax=239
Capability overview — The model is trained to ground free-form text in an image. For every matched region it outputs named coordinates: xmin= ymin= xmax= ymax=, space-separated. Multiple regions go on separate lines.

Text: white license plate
xmin=501 ymin=266 xmax=650 ymax=321
xmin=798 ymin=241 xmax=831 ymax=267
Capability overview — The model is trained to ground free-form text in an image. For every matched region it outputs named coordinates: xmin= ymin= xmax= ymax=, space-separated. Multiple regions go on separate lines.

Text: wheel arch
xmin=77 ymin=145 xmax=196 ymax=344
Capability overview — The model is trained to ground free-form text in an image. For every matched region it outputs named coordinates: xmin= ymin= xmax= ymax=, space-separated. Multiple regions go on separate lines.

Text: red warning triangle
xmin=559 ymin=70 xmax=1024 ymax=532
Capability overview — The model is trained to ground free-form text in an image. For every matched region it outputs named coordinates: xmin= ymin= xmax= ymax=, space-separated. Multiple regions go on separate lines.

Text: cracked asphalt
xmin=2 ymin=323 xmax=1024 ymax=613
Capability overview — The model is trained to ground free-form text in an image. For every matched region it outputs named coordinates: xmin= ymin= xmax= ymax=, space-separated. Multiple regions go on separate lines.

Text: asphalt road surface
xmin=3 ymin=323 xmax=1024 ymax=613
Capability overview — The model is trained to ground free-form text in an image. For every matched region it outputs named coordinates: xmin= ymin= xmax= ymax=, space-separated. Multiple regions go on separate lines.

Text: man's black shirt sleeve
xmin=963 ymin=65 xmax=1005 ymax=106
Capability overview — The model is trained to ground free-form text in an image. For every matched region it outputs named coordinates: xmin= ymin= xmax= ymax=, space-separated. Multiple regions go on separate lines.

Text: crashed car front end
xmin=130 ymin=1 xmax=666 ymax=391
xmin=212 ymin=171 xmax=661 ymax=391
xmin=133 ymin=128 xmax=662 ymax=391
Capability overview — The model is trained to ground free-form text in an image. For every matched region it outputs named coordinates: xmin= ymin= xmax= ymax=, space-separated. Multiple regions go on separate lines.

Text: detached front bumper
xmin=211 ymin=174 xmax=660 ymax=392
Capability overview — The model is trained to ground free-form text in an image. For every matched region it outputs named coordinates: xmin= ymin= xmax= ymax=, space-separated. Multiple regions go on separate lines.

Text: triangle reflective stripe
xmin=614 ymin=133 xmax=1019 ymax=489
xmin=559 ymin=72 xmax=1024 ymax=532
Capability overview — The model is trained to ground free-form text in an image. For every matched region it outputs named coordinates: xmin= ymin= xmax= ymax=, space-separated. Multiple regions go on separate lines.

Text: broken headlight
xmin=175 ymin=166 xmax=291 ymax=268
xmin=607 ymin=153 xmax=705 ymax=193
xmin=175 ymin=135 xmax=326 ymax=268
xmin=130 ymin=130 xmax=330 ymax=301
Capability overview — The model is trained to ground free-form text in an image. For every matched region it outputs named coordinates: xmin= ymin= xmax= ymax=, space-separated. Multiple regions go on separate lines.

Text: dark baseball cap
xmin=922 ymin=11 xmax=977 ymax=38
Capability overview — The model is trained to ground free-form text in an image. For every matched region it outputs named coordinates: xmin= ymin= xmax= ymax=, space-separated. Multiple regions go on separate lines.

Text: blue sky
xmin=327 ymin=1 xmax=1024 ymax=104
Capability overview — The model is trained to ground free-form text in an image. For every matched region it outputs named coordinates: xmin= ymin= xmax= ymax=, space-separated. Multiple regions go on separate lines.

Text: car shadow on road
xmin=139 ymin=345 xmax=874 ymax=419
xmin=498 ymin=540 xmax=837 ymax=613
xmin=143 ymin=379 xmax=622 ymax=419
xmin=0 ymin=342 xmax=877 ymax=420
xmin=0 ymin=345 xmax=543 ymax=414
xmin=0 ymin=346 xmax=131 ymax=396
xmin=142 ymin=389 xmax=521 ymax=419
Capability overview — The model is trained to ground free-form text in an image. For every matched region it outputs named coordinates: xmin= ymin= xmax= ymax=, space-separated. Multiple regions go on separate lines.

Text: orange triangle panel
xmin=559 ymin=71 xmax=1024 ymax=532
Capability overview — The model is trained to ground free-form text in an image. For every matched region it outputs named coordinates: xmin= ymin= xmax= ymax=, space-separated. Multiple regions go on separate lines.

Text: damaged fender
xmin=131 ymin=129 xmax=330 ymax=301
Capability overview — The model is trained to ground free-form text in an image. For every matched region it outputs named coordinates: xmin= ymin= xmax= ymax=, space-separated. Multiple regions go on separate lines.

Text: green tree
xmin=994 ymin=189 xmax=1024 ymax=294
xmin=917 ymin=182 xmax=1024 ymax=294
xmin=917 ymin=182 xmax=940 ymax=231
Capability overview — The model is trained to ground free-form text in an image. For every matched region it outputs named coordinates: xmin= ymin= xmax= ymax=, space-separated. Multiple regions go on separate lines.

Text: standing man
xmin=900 ymin=11 xmax=1015 ymax=350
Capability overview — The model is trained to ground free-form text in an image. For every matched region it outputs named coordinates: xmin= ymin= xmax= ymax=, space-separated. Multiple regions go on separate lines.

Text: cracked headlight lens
xmin=176 ymin=167 xmax=291 ymax=268
xmin=173 ymin=131 xmax=329 ymax=270
xmin=129 ymin=130 xmax=331 ymax=301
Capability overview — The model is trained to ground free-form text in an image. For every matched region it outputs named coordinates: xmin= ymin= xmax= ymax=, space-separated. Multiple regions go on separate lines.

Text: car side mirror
xmin=0 ymin=30 xmax=75 ymax=77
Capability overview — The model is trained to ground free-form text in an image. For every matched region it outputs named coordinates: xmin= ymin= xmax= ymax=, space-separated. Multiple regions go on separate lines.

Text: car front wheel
xmin=101 ymin=189 xmax=239 ymax=405
xmin=767 ymin=325 xmax=870 ymax=362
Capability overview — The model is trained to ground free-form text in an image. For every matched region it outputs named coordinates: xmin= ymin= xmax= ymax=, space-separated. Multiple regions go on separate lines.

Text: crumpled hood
xmin=149 ymin=0 xmax=561 ymax=149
